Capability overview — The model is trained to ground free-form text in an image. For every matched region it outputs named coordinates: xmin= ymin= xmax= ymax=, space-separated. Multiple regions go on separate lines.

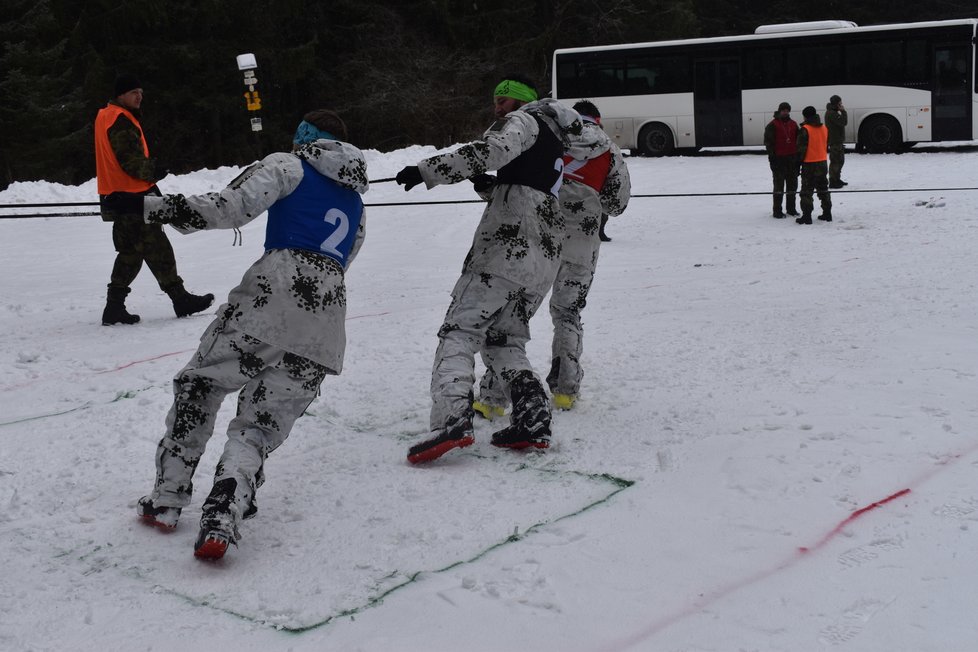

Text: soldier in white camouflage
xmin=475 ymin=99 xmax=630 ymax=415
xmin=395 ymin=76 xmax=582 ymax=463
xmin=130 ymin=110 xmax=368 ymax=560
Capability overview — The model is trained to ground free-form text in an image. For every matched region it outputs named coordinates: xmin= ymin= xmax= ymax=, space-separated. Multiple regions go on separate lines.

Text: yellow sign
xmin=243 ymin=90 xmax=262 ymax=112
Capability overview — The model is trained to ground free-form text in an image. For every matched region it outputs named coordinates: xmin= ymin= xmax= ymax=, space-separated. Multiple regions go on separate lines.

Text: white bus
xmin=552 ymin=19 xmax=977 ymax=155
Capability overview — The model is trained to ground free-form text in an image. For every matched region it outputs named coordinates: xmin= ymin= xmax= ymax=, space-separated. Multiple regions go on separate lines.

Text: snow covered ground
xmin=1 ymin=141 xmax=977 ymax=652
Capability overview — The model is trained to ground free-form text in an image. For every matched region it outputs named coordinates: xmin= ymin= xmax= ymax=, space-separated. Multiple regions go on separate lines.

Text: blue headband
xmin=293 ymin=120 xmax=336 ymax=145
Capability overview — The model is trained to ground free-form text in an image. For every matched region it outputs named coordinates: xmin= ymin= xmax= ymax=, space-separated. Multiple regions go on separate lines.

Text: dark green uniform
xmin=796 ymin=116 xmax=832 ymax=222
xmin=99 ymin=108 xmax=183 ymax=296
xmin=763 ymin=111 xmax=799 ymax=217
xmin=824 ymin=101 xmax=848 ymax=186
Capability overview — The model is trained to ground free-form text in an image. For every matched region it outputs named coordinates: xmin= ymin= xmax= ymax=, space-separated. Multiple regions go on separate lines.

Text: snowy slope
xmin=1 ymin=143 xmax=977 ymax=652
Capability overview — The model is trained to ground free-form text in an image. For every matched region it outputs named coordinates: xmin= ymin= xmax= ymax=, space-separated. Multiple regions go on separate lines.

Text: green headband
xmin=494 ymin=80 xmax=538 ymax=103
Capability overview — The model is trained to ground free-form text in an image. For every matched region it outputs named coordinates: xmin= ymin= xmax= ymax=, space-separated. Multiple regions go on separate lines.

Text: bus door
xmin=693 ymin=58 xmax=743 ymax=147
xmin=932 ymin=44 xmax=972 ymax=141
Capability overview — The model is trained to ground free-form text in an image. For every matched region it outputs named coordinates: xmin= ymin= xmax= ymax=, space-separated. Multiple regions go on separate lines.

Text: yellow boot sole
xmin=552 ymin=393 xmax=576 ymax=410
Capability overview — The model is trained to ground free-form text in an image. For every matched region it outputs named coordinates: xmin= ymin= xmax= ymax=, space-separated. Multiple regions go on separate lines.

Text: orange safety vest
xmin=94 ymin=103 xmax=154 ymax=195
xmin=801 ymin=123 xmax=828 ymax=163
xmin=561 ymin=150 xmax=612 ymax=192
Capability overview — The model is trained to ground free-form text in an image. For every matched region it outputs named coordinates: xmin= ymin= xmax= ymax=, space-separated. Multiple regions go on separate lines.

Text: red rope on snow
xmin=797 ymin=488 xmax=911 ymax=554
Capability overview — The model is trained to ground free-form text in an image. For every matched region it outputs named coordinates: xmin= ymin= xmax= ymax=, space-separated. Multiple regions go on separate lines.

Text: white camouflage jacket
xmin=560 ymin=120 xmax=631 ymax=266
xmin=143 ymin=140 xmax=368 ymax=372
xmin=417 ymin=98 xmax=582 ymax=295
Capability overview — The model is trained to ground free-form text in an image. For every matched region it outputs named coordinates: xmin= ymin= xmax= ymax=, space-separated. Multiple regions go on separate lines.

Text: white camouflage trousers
xmin=478 ymin=256 xmax=598 ymax=405
xmin=546 ymin=257 xmax=597 ymax=396
xmin=149 ymin=323 xmax=327 ymax=519
xmin=431 ymin=271 xmax=547 ymax=430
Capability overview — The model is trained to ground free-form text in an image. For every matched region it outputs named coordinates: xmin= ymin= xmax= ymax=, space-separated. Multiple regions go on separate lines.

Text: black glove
xmin=153 ymin=160 xmax=170 ymax=181
xmin=767 ymin=154 xmax=776 ymax=170
xmin=102 ymin=192 xmax=145 ymax=215
xmin=470 ymin=173 xmax=496 ymax=194
xmin=395 ymin=166 xmax=423 ymax=191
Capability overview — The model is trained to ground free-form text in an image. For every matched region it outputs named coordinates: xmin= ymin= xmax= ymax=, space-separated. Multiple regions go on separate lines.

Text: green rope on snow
xmin=145 ymin=462 xmax=636 ymax=633
xmin=0 ymin=385 xmax=160 ymax=428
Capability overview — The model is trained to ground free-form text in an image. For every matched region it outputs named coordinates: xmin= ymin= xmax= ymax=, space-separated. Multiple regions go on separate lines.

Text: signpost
xmin=236 ymin=53 xmax=262 ymax=133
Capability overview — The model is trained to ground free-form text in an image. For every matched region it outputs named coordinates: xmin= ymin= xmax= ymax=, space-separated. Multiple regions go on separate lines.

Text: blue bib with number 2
xmin=264 ymin=160 xmax=364 ymax=267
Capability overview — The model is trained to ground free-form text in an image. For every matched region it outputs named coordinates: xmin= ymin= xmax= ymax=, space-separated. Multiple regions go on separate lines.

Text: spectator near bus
xmin=796 ymin=106 xmax=832 ymax=224
xmin=824 ymin=95 xmax=848 ymax=188
xmin=763 ymin=102 xmax=799 ymax=218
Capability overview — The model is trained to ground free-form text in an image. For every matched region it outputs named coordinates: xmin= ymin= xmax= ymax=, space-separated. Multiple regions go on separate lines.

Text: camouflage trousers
xmin=800 ymin=161 xmax=832 ymax=217
xmin=108 ymin=216 xmax=183 ymax=293
xmin=431 ymin=271 xmax=547 ymax=430
xmin=148 ymin=324 xmax=328 ymax=522
xmin=770 ymin=155 xmax=799 ymax=213
xmin=828 ymin=144 xmax=845 ymax=184
xmin=545 ymin=258 xmax=597 ymax=397
xmin=478 ymin=257 xmax=597 ymax=405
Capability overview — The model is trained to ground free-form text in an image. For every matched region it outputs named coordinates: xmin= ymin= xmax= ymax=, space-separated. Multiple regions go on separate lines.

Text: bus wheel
xmin=858 ymin=115 xmax=902 ymax=153
xmin=638 ymin=123 xmax=674 ymax=157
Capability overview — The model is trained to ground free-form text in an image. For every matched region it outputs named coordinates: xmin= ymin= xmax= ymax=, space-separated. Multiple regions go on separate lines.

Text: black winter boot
xmin=407 ymin=412 xmax=475 ymax=464
xmin=599 ymin=214 xmax=612 ymax=242
xmin=102 ymin=287 xmax=140 ymax=325
xmin=166 ymin=286 xmax=215 ymax=318
xmin=195 ymin=478 xmax=241 ymax=560
xmin=491 ymin=371 xmax=551 ymax=450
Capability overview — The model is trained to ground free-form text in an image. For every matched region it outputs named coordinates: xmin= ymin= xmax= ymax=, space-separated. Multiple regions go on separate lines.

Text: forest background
xmin=0 ymin=0 xmax=973 ymax=189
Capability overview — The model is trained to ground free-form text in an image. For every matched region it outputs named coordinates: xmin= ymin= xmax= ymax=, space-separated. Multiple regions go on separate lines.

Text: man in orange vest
xmin=95 ymin=74 xmax=212 ymax=324
xmin=795 ymin=106 xmax=832 ymax=224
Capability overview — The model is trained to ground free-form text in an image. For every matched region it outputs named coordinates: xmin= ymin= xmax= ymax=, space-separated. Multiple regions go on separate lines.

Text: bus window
xmin=649 ymin=55 xmax=691 ymax=93
xmin=785 ymin=43 xmax=842 ymax=86
xmin=905 ymin=39 xmax=929 ymax=88
xmin=847 ymin=40 xmax=904 ymax=85
xmin=743 ymin=47 xmax=785 ymax=88
xmin=578 ymin=61 xmax=625 ymax=97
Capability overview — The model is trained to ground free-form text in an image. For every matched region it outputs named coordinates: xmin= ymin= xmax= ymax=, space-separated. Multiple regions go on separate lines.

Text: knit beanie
xmin=302 ymin=109 xmax=348 ymax=142
xmin=802 ymin=106 xmax=817 ymax=119
xmin=293 ymin=109 xmax=349 ymax=146
xmin=777 ymin=102 xmax=791 ymax=111
xmin=114 ymin=74 xmax=142 ymax=97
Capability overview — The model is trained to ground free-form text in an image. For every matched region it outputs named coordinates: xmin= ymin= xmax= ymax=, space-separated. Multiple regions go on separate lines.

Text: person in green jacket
xmin=824 ymin=94 xmax=848 ymax=189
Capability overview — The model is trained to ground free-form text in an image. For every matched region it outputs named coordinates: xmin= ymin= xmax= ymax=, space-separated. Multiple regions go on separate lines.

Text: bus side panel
xmin=560 ymin=93 xmax=696 ymax=151
xmin=852 ymin=107 xmax=918 ymax=143
xmin=974 ymin=94 xmax=978 ymax=143
xmin=743 ymin=87 xmax=932 ymax=144
xmin=675 ymin=115 xmax=695 ymax=147
xmin=605 ymin=117 xmax=635 ymax=150
xmin=907 ymin=106 xmax=932 ymax=142
xmin=743 ymin=112 xmax=770 ymax=146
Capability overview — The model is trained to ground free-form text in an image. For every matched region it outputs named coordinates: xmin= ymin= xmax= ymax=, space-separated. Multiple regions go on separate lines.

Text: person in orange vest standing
xmin=94 ymin=74 xmax=212 ymax=325
xmin=795 ymin=105 xmax=832 ymax=224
